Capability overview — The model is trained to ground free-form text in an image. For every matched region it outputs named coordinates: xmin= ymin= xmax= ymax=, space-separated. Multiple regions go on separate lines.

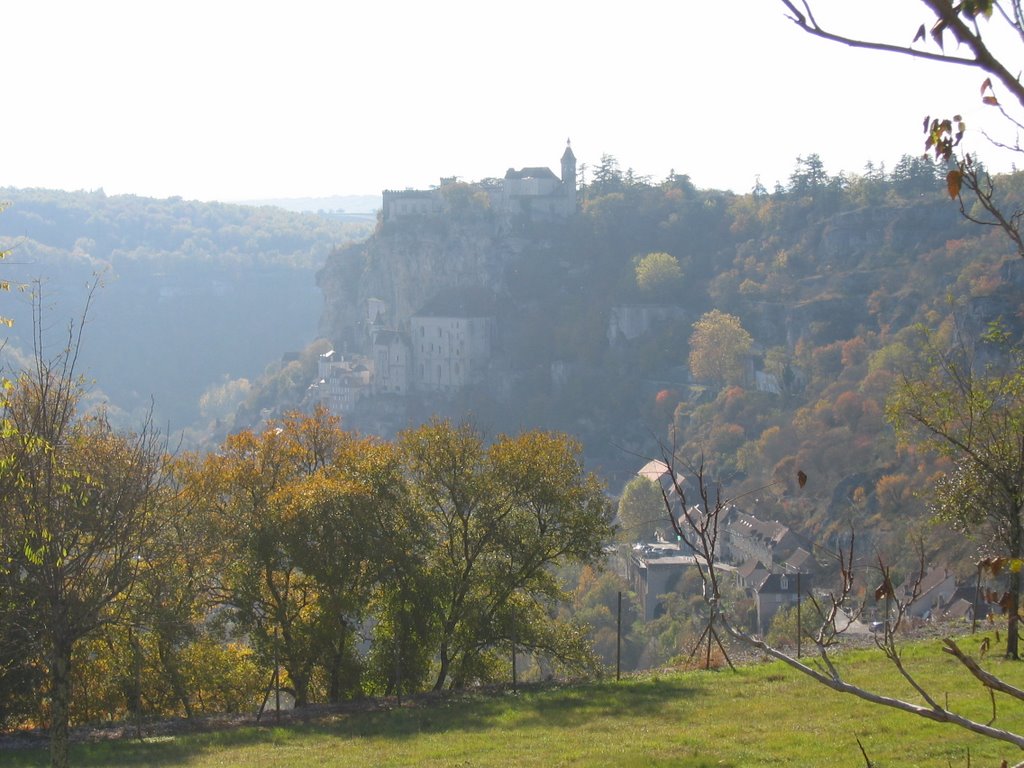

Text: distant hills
xmin=235 ymin=194 xmax=381 ymax=217
xmin=0 ymin=187 xmax=371 ymax=440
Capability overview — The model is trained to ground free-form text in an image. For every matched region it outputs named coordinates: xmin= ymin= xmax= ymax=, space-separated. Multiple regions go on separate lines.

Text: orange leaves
xmin=946 ymin=169 xmax=963 ymax=199
xmin=981 ymin=77 xmax=1000 ymax=106
xmin=923 ymin=78 xmax=999 ymax=174
xmin=655 ymin=388 xmax=678 ymax=407
xmin=979 ymin=555 xmax=1008 ymax=577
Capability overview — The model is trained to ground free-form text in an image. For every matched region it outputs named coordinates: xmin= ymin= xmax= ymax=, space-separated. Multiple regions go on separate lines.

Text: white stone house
xmin=898 ymin=567 xmax=958 ymax=620
xmin=410 ymin=292 xmax=494 ymax=394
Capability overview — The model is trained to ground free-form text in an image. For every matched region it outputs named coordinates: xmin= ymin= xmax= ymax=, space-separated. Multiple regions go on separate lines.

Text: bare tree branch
xmin=779 ymin=0 xmax=1024 ymax=110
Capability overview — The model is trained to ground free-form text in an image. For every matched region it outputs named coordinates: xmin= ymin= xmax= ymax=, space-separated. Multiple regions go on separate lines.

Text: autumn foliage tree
xmin=0 ymin=311 xmax=166 ymax=768
xmin=179 ymin=406 xmax=411 ymax=705
xmin=400 ymin=420 xmax=613 ymax=690
xmin=617 ymin=475 xmax=666 ymax=542
xmin=887 ymin=326 xmax=1024 ymax=659
xmin=634 ymin=251 xmax=683 ymax=299
xmin=688 ymin=309 xmax=753 ymax=387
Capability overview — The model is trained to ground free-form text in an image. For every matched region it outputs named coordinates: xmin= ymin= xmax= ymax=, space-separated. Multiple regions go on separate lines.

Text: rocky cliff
xmin=317 ymin=218 xmax=529 ymax=351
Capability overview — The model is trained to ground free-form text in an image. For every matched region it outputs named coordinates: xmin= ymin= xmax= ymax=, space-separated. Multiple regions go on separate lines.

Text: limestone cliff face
xmin=317 ymin=219 xmax=523 ymax=350
xmin=819 ymin=202 xmax=961 ymax=265
xmin=739 ymin=201 xmax=970 ymax=348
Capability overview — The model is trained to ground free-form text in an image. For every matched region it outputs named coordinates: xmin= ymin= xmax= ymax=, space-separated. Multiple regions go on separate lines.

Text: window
xmin=780 ymin=574 xmax=789 ymax=591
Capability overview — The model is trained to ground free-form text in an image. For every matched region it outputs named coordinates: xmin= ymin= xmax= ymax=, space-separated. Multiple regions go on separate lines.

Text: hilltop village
xmin=308 ymin=142 xmax=579 ymax=422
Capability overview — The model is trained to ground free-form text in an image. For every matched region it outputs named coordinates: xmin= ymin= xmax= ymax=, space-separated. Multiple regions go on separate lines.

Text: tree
xmin=688 ymin=310 xmax=753 ymax=387
xmin=0 ymin=301 xmax=166 ymax=768
xmin=617 ymin=475 xmax=666 ymax=542
xmin=181 ymin=407 xmax=409 ymax=706
xmin=634 ymin=251 xmax=683 ymax=299
xmin=887 ymin=326 xmax=1024 ymax=658
xmin=591 ymin=153 xmax=623 ymax=193
xmin=280 ymin=429 xmax=411 ymax=702
xmin=399 ymin=420 xmax=613 ymax=690
xmin=788 ymin=153 xmax=829 ymax=194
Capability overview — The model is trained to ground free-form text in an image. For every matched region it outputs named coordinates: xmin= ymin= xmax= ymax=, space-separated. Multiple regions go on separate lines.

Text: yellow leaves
xmin=978 ymin=556 xmax=1024 ymax=576
xmin=688 ymin=310 xmax=754 ymax=386
xmin=924 ymin=116 xmax=964 ymax=162
xmin=635 ymin=251 xmax=683 ymax=295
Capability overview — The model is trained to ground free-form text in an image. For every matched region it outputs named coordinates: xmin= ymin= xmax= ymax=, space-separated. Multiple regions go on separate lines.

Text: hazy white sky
xmin=4 ymin=1 xmax=1020 ymax=203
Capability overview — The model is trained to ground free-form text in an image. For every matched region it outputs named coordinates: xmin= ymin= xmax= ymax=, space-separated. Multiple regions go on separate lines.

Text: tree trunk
xmin=326 ymin=634 xmax=346 ymax=704
xmin=433 ymin=645 xmax=450 ymax=691
xmin=156 ymin=637 xmax=193 ymax=719
xmin=289 ymin=666 xmax=309 ymax=708
xmin=278 ymin=623 xmax=309 ymax=707
xmin=49 ymin=634 xmax=73 ymax=768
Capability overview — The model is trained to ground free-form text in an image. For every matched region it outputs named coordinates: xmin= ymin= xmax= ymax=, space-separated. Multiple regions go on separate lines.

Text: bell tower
xmin=560 ymin=138 xmax=577 ymax=212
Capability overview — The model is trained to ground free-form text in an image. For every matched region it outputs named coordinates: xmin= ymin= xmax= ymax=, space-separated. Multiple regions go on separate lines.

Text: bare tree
xmin=658 ymin=448 xmax=1024 ymax=764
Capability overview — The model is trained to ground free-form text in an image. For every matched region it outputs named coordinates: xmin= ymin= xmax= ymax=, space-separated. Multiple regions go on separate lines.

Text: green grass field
xmin=3 ymin=634 xmax=1024 ymax=767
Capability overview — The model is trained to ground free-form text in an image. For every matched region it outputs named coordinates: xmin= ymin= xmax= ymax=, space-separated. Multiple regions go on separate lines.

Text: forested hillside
xmin=0 ymin=188 xmax=370 ymax=436
xmin=316 ymin=153 xmax=1022 ymax=574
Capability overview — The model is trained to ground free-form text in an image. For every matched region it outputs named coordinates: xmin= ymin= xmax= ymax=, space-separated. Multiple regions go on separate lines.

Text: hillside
xmin=313 ymin=154 xmax=1023 ymax=573
xmin=0 ymin=188 xmax=371 ymax=437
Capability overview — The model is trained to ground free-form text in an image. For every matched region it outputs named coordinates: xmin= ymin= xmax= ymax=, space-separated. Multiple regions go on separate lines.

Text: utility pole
xmin=616 ymin=591 xmax=622 ymax=681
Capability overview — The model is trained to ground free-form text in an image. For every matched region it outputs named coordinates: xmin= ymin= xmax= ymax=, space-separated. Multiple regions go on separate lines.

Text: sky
xmin=4 ymin=1 xmax=1022 ymax=204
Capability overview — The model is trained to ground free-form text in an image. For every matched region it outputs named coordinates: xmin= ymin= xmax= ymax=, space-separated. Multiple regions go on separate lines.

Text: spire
xmin=561 ymin=137 xmax=575 ymax=163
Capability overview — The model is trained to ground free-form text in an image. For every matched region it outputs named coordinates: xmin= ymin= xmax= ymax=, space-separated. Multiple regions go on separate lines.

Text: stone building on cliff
xmin=381 ymin=140 xmax=577 ymax=224
xmin=410 ymin=290 xmax=495 ymax=394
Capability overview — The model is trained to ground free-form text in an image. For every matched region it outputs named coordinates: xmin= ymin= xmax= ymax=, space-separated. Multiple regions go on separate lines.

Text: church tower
xmin=560 ymin=138 xmax=577 ymax=213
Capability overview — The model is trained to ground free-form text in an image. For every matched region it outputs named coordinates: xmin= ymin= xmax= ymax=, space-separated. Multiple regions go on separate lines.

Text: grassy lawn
xmin=3 ymin=634 xmax=1024 ymax=767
